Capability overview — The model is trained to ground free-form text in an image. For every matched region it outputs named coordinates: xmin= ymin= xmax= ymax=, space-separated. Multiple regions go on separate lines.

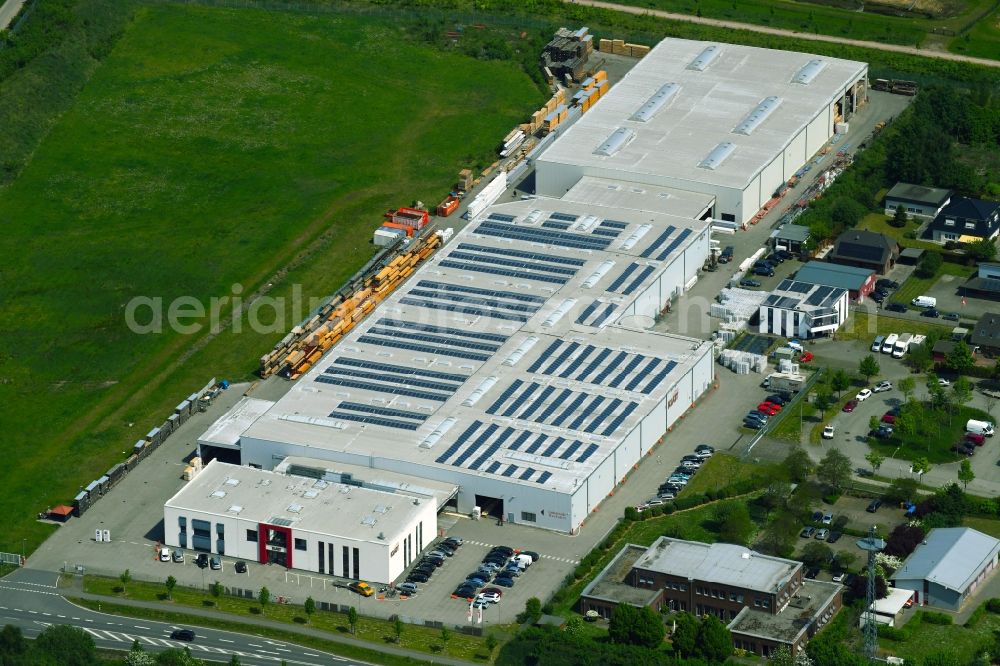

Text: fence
xmin=740 ymin=367 xmax=825 ymax=459
xmin=0 ymin=552 xmax=24 ymax=567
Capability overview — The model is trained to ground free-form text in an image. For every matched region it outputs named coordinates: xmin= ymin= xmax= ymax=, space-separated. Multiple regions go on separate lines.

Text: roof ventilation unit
xmin=420 ymin=416 xmax=456 ymax=449
xmin=593 ymin=128 xmax=635 ymax=157
xmin=542 ymin=299 xmax=577 ymax=327
xmin=793 ymin=59 xmax=826 ymax=85
xmin=687 ymin=45 xmax=721 ymax=71
xmin=287 ymin=503 xmax=303 ymax=514
xmin=619 ymin=224 xmax=652 ymax=251
xmin=503 ymin=336 xmax=539 ymax=366
xmin=463 ymin=376 xmax=499 ymax=406
xmin=582 ymin=260 xmax=616 ymax=289
xmin=733 ymin=96 xmax=782 ymax=135
xmin=698 ymin=142 xmax=736 ymax=170
xmin=631 ymin=83 xmax=680 ymax=122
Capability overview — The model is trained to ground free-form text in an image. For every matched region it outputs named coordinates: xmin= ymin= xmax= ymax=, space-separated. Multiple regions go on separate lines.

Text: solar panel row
xmin=542 ymin=341 xmax=580 ymax=376
xmin=575 ymin=348 xmax=612 ymax=382
xmin=592 ymin=351 xmax=630 ymax=385
xmin=607 ymin=263 xmax=640 ymax=292
xmin=524 ymin=433 xmax=547 ymax=454
xmin=537 ymin=388 xmax=574 ymax=423
xmin=435 ymin=421 xmax=485 ymax=464
xmin=642 ymin=360 xmax=678 ymax=394
xmin=577 ymin=443 xmax=600 ymax=463
xmin=452 ymin=423 xmax=500 ymax=467
xmin=528 ymin=340 xmax=562 ymax=373
xmin=569 ymin=396 xmax=604 ymax=430
xmin=542 ymin=221 xmax=570 ymax=230
xmin=549 ymin=212 xmax=578 ymax=222
xmin=552 ymin=392 xmax=588 ymax=427
xmin=509 ymin=430 xmax=533 ymax=451
xmin=475 ymin=222 xmax=612 ymax=251
xmin=589 ymin=304 xmax=618 ymax=327
xmin=560 ymin=345 xmax=596 ymax=378
xmin=417 ymin=279 xmax=548 ymax=303
xmin=625 ymin=358 xmax=662 ymax=392
xmin=520 ymin=385 xmax=555 ymax=421
xmin=501 ymin=464 xmax=518 ymax=477
xmin=575 ymin=300 xmax=601 ymax=325
xmin=358 ymin=335 xmax=491 ymax=362
xmin=324 ymin=367 xmax=461 ymax=393
xmin=316 ymin=375 xmax=450 ymax=402
xmin=376 ymin=318 xmax=509 ymax=343
xmin=439 ymin=260 xmax=569 ymax=285
xmin=601 ymin=402 xmax=639 ymax=436
xmin=366 ymin=327 xmax=500 ymax=353
xmin=600 ymin=220 xmax=628 ymax=230
xmin=639 ymin=225 xmax=677 ymax=259
xmin=486 ymin=461 xmax=502 ymax=474
xmin=654 ymin=228 xmax=693 ymax=261
xmin=488 ymin=213 xmax=516 ymax=222
xmin=336 ymin=401 xmax=428 ymax=421
xmin=559 ymin=440 xmax=583 ymax=459
xmin=608 ymin=355 xmax=646 ymax=388
xmin=585 ymin=398 xmax=623 ymax=434
xmin=399 ymin=297 xmax=530 ymax=323
xmin=519 ymin=467 xmax=537 ymax=481
xmin=485 ymin=379 xmax=525 ymax=415
xmin=502 ymin=383 xmax=540 ymax=417
xmin=536 ymin=471 xmax=552 ymax=484
xmin=407 ymin=289 xmax=539 ymax=314
xmin=622 ymin=265 xmax=656 ymax=296
xmin=331 ymin=357 xmax=469 ymax=383
xmin=591 ymin=228 xmax=622 ymax=238
xmin=326 ymin=411 xmax=420 ymax=430
xmin=446 ymin=251 xmax=577 ymax=276
xmin=542 ymin=436 xmax=566 ymax=458
xmin=454 ymin=244 xmax=586 ymax=268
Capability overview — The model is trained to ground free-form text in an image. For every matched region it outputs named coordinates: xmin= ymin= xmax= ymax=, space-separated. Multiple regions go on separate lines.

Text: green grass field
xmin=868 ymin=405 xmax=992 ymax=463
xmin=881 ymin=606 xmax=1000 ymax=663
xmin=680 ymin=453 xmax=783 ymax=495
xmin=0 ymin=4 xmax=542 ymax=554
xmin=835 ymin=311 xmax=954 ymax=341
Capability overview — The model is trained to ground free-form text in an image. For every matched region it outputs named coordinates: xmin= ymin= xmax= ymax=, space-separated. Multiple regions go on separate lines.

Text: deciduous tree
xmin=917 ymin=250 xmax=942 ymax=278
xmin=258 ymin=586 xmax=270 ymax=616
xmin=859 ymin=355 xmax=880 ymax=382
xmin=784 ymin=447 xmax=813 ymax=483
xmin=831 ymin=369 xmax=851 ymax=398
xmin=120 ymin=568 xmax=131 ymax=595
xmin=304 ymin=596 xmax=315 ymax=623
xmin=697 ymin=614 xmax=734 ymax=662
xmin=817 ymin=448 xmax=852 ymax=492
xmin=968 ymin=238 xmax=997 ymax=261
xmin=959 ymin=459 xmax=975 ymax=490
xmin=34 ymin=625 xmax=96 ymax=666
xmin=715 ymin=501 xmax=754 ymax=545
xmin=898 ymin=376 xmax=916 ymax=402
xmin=946 ymin=341 xmax=976 ymax=373
xmin=347 ymin=606 xmax=358 ymax=635
xmin=865 ymin=450 xmax=886 ymax=474
xmin=801 ymin=541 xmax=833 ymax=568
xmin=165 ymin=575 xmax=177 ymax=600
xmin=670 ymin=611 xmax=699 ymax=658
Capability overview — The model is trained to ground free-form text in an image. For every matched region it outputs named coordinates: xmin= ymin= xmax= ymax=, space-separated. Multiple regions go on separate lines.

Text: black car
xmin=876 ymin=279 xmax=899 ymax=290
xmin=695 ymin=444 xmax=714 ymax=453
xmin=454 ymin=585 xmax=476 ymax=598
xmin=719 ymin=246 xmax=734 ymax=263
xmin=921 ymin=308 xmax=940 ymax=318
xmin=805 ymin=567 xmax=820 ymax=579
xmin=234 ymin=561 xmax=247 ymax=574
xmin=766 ymin=394 xmax=788 ymax=406
xmin=740 ymin=277 xmax=762 ymax=287
xmin=413 ymin=564 xmax=436 ymax=576
xmin=195 ymin=553 xmax=209 ymax=569
xmin=437 ymin=542 xmax=457 ymax=554
xmin=827 ymin=531 xmax=843 ymax=544
xmin=489 ymin=546 xmax=515 ymax=558
xmin=866 ymin=499 xmax=883 ymax=513
xmin=944 ymin=312 xmax=961 ymax=321
xmin=856 ymin=467 xmax=875 ymax=478
xmin=811 ymin=510 xmax=823 ymax=522
xmin=871 ymin=424 xmax=894 ymax=440
xmin=753 ymin=265 xmax=775 ymax=277
xmin=483 ymin=553 xmax=508 ymax=563
xmin=766 ymin=253 xmax=784 ymax=264
xmin=407 ymin=572 xmax=430 ymax=583
xmin=443 ymin=537 xmax=463 ymax=548
xmin=170 ymin=629 xmax=195 ymax=642
xmin=885 ymin=302 xmax=907 ymax=312
xmin=843 ymin=573 xmax=858 ymax=587
xmin=743 ymin=419 xmax=764 ymax=430
xmin=871 ymin=292 xmax=885 ymax=303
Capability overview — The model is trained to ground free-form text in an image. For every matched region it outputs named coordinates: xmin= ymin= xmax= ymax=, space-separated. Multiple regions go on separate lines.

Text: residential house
xmin=971 ymin=312 xmax=1000 ymax=357
xmin=926 ymin=197 xmax=1000 ymax=245
xmin=759 ymin=279 xmax=850 ymax=339
xmin=962 ymin=263 xmax=1000 ymax=301
xmin=883 ymin=183 xmax=952 ymax=219
xmin=828 ymin=230 xmax=900 ymax=275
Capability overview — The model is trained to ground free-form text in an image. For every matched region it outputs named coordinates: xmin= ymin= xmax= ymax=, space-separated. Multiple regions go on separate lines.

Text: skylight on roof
xmin=733 ymin=97 xmax=782 ymax=135
xmin=631 ymin=83 xmax=679 ymax=122
xmin=287 ymin=503 xmax=303 ymax=513
xmin=793 ymin=59 xmax=826 ymax=85
xmin=594 ymin=128 xmax=635 ymax=157
xmin=687 ymin=45 xmax=720 ymax=71
xmin=698 ymin=142 xmax=736 ymax=170
xmin=210 ymin=490 xmax=226 ymax=499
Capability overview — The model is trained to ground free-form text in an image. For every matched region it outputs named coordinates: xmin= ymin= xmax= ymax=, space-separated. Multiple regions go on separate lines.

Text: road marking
xmin=27 ymin=610 xmax=36 ymax=614
xmin=72 ymin=617 xmax=80 ymax=620
xmin=257 ymin=649 xmax=280 ymax=655
xmin=81 ymin=627 xmax=110 ymax=641
xmin=135 ymin=625 xmax=150 ymax=629
xmin=137 ymin=636 xmax=158 ymax=646
xmin=56 ymin=615 xmax=65 ymax=618
xmin=0 ymin=607 xmax=6 ymax=610
xmin=249 ymin=643 xmax=263 ymax=647
xmin=219 ymin=638 xmax=234 ymax=643
xmin=41 ymin=613 xmax=50 ymax=616
xmin=0 ymin=584 xmax=62 ymax=597
xmin=277 ymin=648 xmax=291 ymax=652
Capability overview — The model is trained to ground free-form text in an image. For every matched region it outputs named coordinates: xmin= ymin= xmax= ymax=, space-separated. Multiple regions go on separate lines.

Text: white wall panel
xmin=760 ymin=154 xmax=784 ymax=203
xmin=783 ymin=130 xmax=808 ymax=180
xmin=806 ymin=107 xmax=831 ymax=158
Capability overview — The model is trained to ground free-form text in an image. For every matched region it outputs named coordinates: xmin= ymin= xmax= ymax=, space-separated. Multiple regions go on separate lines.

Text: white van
xmin=871 ymin=336 xmax=885 ymax=353
xmin=892 ymin=333 xmax=913 ymax=359
xmin=912 ymin=296 xmax=937 ymax=308
xmin=967 ymin=419 xmax=995 ymax=437
xmin=882 ymin=333 xmax=899 ymax=354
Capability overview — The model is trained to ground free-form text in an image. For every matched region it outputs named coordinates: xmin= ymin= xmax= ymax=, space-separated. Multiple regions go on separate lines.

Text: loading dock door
xmin=474 ymin=494 xmax=504 ymax=520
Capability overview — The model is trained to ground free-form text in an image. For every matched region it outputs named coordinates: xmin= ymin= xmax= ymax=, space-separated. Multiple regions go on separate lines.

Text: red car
xmin=881 ymin=413 xmax=897 ymax=424
xmin=799 ymin=351 xmax=814 ymax=363
xmin=842 ymin=399 xmax=858 ymax=413
xmin=966 ymin=433 xmax=986 ymax=446
xmin=757 ymin=402 xmax=781 ymax=415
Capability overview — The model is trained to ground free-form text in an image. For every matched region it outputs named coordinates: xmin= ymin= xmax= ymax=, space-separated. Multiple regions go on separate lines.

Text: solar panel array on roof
xmin=488 ymin=213 xmax=516 ymax=222
xmin=474 ymin=221 xmax=612 ymax=251
xmin=549 ymin=212 xmax=578 ymax=222
xmin=805 ymin=285 xmax=836 ymax=306
xmin=640 ymin=226 xmax=677 ymax=259
xmin=453 ymin=244 xmax=585 ymax=267
xmin=524 ymin=340 xmax=677 ymax=395
xmin=318 ymin=358 xmax=468 ymax=402
xmin=837 ymin=241 xmax=885 ymax=262
xmin=622 ymin=266 xmax=656 ymax=296
xmin=439 ymin=260 xmax=569 ymax=285
xmin=399 ymin=297 xmax=529 ymax=323
xmin=484 ymin=379 xmax=639 ymax=436
xmin=653 ymin=228 xmax=693 ymax=262
xmin=608 ymin=263 xmax=640 ymax=293
xmin=542 ymin=221 xmax=570 ymax=230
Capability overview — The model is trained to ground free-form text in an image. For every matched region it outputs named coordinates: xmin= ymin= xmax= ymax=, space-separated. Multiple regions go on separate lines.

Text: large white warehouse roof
xmin=240 ymin=196 xmax=713 ymax=496
xmin=536 ymin=38 xmax=867 ymax=191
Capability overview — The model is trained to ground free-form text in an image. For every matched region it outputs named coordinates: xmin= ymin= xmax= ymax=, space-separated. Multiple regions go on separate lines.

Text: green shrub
xmin=878 ymin=625 xmax=908 ymax=641
xmin=919 ymin=611 xmax=953 ymax=625
xmin=964 ymin=604 xmax=986 ymax=628
xmin=986 ymin=598 xmax=1000 ymax=613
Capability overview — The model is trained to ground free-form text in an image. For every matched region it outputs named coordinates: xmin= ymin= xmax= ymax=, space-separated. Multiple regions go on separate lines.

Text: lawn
xmin=83 ymin=575 xmax=498 ymax=660
xmin=950 ymin=5 xmax=1000 ymax=59
xmin=681 ymin=454 xmax=782 ymax=496
xmin=963 ymin=516 xmax=1000 ymax=538
xmin=881 ymin=606 xmax=1000 ymax=663
xmin=867 ymin=405 xmax=992 ymax=463
xmin=859 ymin=212 xmax=940 ymax=252
xmin=892 ymin=263 xmax=976 ymax=308
xmin=835 ymin=311 xmax=954 ymax=342
xmin=0 ymin=5 xmax=542 ymax=554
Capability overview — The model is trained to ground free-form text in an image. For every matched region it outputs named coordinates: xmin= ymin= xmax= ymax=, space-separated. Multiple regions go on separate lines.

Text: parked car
xmin=944 ymin=312 xmax=961 ymax=321
xmin=743 ymin=420 xmax=764 ymax=430
xmin=822 ymin=424 xmax=835 ymax=439
xmin=966 ymin=433 xmax=987 ymax=446
xmin=454 ymin=585 xmax=477 ymax=599
xmin=811 ymin=510 xmax=823 ymax=522
xmin=842 ymin=399 xmax=859 ymax=413
xmin=490 ymin=546 xmax=515 ymax=558
xmin=170 ymin=629 xmax=195 ymax=642
xmin=938 ymin=378 xmax=951 ymax=387
xmin=805 ymin=567 xmax=820 ymax=579
xmin=520 ymin=551 xmax=540 ymax=563
xmin=821 ymin=512 xmax=833 ymax=525
xmin=800 ymin=526 xmax=816 ymax=538
xmin=494 ymin=577 xmax=515 ymax=588
xmin=195 ymin=553 xmax=209 ymax=569
xmin=159 ymin=548 xmax=172 ymax=562
xmin=719 ymin=246 xmax=734 ymax=263
xmin=856 ymin=467 xmax=874 ymax=478
xmin=172 ymin=550 xmax=184 ymax=563
xmin=866 ymin=499 xmax=883 ymax=513
xmin=753 ymin=266 xmax=775 ymax=277
xmin=872 ymin=424 xmax=894 ymax=440
xmin=398 ymin=582 xmax=418 ymax=595
xmin=874 ymin=381 xmax=893 ymax=393
xmin=921 ymin=308 xmax=940 ymax=318
xmin=952 ymin=442 xmax=976 ymax=456
xmin=209 ymin=555 xmax=222 ymax=571
xmin=832 ymin=572 xmax=846 ymax=582
xmin=777 ymin=250 xmax=795 ymax=261
xmin=695 ymin=444 xmax=715 ymax=456
xmin=876 ymin=279 xmax=900 ymax=290
xmin=757 ymin=402 xmax=781 ymax=415
xmin=828 ymin=532 xmax=843 ymax=544
xmin=235 ymin=561 xmax=248 ymax=574
xmin=815 ymin=528 xmax=830 ymax=540
xmin=855 ymin=389 xmax=873 ymax=402
xmin=885 ymin=303 xmax=907 ymax=313
xmin=407 ymin=572 xmax=429 ymax=584
xmin=740 ymin=278 xmax=761 ymax=287
xmin=349 ymin=581 xmax=374 ymax=597
xmin=444 ymin=537 xmax=464 ymax=547
xmin=766 ymin=394 xmax=788 ymax=406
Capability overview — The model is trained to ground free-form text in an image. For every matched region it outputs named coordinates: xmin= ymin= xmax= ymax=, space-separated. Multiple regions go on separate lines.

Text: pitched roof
xmin=929 ymin=197 xmax=1000 ymax=239
xmin=830 ymin=230 xmax=897 ymax=266
xmin=774 ymin=224 xmax=810 ymax=243
xmin=893 ymin=527 xmax=1000 ymax=593
xmin=886 ymin=183 xmax=952 ymax=207
xmin=794 ymin=261 xmax=874 ymax=291
xmin=971 ymin=312 xmax=1000 ymax=348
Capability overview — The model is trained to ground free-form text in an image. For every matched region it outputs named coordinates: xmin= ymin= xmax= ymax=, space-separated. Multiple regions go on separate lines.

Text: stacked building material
xmin=718 ymin=349 xmax=767 ymax=374
xmin=540 ymin=27 xmax=591 ymax=82
xmin=597 ymin=38 xmax=650 ymax=57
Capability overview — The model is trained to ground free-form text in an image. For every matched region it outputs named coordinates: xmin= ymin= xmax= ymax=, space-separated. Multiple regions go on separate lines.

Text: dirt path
xmin=568 ymin=0 xmax=1000 ymax=69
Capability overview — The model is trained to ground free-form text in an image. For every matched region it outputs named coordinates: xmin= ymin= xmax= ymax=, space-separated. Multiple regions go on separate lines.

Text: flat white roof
xmin=873 ymin=587 xmax=914 ymax=616
xmin=537 ymin=37 xmax=867 ymax=191
xmin=562 ymin=176 xmax=715 ymax=219
xmin=165 ymin=459 xmax=427 ymax=542
xmin=240 ymin=196 xmax=713 ymax=495
xmin=635 ymin=537 xmax=798 ymax=592
xmin=199 ymin=397 xmax=274 ymax=448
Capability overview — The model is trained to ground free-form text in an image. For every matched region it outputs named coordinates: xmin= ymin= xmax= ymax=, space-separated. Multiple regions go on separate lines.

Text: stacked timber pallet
xmin=540 ymin=27 xmax=593 ymax=82
xmin=598 ymin=38 xmax=650 ymax=57
xmin=258 ymin=230 xmax=443 ymax=380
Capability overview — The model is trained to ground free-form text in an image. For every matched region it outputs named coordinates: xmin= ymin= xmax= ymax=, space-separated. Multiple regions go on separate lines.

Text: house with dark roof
xmin=971 ymin=312 xmax=1000 ymax=356
xmin=926 ymin=197 xmax=1000 ymax=245
xmin=962 ymin=263 xmax=1000 ymax=301
xmin=828 ymin=230 xmax=899 ymax=275
xmin=884 ymin=183 xmax=952 ymax=219
xmin=892 ymin=527 xmax=1000 ymax=610
xmin=793 ymin=261 xmax=876 ymax=302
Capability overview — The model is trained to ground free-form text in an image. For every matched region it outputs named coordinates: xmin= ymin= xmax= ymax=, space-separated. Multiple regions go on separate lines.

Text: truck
xmin=891 ymin=333 xmax=913 ymax=358
xmin=762 ymin=372 xmax=808 ymax=394
xmin=966 ymin=419 xmax=995 ymax=437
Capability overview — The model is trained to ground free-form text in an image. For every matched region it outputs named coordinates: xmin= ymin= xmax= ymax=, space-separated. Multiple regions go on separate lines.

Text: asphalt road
xmin=568 ymin=0 xmax=1000 ymax=69
xmin=0 ymin=570 xmax=365 ymax=666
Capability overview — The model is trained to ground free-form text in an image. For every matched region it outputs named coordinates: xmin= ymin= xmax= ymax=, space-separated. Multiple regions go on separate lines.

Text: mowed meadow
xmin=0 ymin=4 xmax=542 ymax=553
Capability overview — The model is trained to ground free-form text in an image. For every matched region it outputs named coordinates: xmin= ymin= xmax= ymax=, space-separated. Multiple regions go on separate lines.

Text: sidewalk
xmin=66 ymin=580 xmax=474 ymax=666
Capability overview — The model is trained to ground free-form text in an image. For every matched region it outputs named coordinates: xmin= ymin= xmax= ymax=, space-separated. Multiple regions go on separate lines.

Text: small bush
xmin=878 ymin=625 xmax=908 ymax=641
xmin=964 ymin=604 xmax=986 ymax=628
xmin=986 ymin=598 xmax=1000 ymax=613
xmin=919 ymin=611 xmax=953 ymax=625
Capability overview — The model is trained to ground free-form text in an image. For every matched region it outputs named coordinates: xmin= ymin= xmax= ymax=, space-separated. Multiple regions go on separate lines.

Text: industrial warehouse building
xmin=198 ymin=193 xmax=715 ymax=535
xmin=892 ymin=527 xmax=1000 ymax=610
xmin=533 ymin=38 xmax=868 ymax=224
xmin=164 ymin=458 xmax=443 ymax=583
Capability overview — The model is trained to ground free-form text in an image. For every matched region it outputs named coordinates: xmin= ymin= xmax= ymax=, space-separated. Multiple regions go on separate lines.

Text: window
xmin=737 ymin=594 xmax=744 ymax=603
xmin=729 ymin=592 xmax=737 ymax=601
xmin=521 ymin=511 xmax=537 ymax=522
xmin=192 ymin=519 xmax=211 ymax=552
xmin=762 ymin=599 xmax=770 ymax=609
xmin=754 ymin=599 xmax=761 ymax=607
xmin=318 ymin=541 xmax=325 ymax=574
xmin=945 ymin=218 xmax=956 ymax=226
xmin=720 ymin=213 xmax=736 ymax=222
xmin=965 ymin=222 xmax=976 ymax=229
xmin=246 ymin=529 xmax=258 ymax=542
xmin=216 ymin=523 xmax=224 ymax=537
xmin=216 ymin=539 xmax=225 ymax=555
xmin=294 ymin=538 xmax=307 ymax=551
xmin=353 ymin=547 xmax=360 ymax=580
xmin=178 ymin=517 xmax=187 ymax=531
xmin=343 ymin=546 xmax=349 ymax=578
xmin=680 ymin=584 xmax=687 ymax=592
